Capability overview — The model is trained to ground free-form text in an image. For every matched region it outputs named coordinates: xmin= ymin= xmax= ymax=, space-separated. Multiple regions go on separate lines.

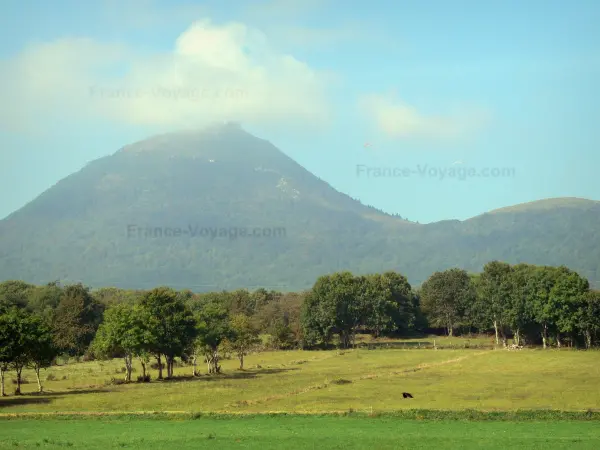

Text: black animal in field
xmin=402 ymin=392 xmax=413 ymax=399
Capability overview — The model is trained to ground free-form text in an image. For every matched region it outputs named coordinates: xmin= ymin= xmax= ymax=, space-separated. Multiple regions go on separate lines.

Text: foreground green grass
xmin=1 ymin=344 xmax=599 ymax=413
xmin=1 ymin=416 xmax=599 ymax=449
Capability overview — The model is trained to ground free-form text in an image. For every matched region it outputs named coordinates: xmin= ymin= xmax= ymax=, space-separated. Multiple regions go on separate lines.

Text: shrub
xmin=46 ymin=373 xmax=57 ymax=381
xmin=105 ymin=377 xmax=128 ymax=386
xmin=331 ymin=378 xmax=352 ymax=385
xmin=137 ymin=374 xmax=151 ymax=383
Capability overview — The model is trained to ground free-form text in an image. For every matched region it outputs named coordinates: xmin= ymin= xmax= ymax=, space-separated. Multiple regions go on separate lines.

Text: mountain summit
xmin=1 ymin=125 xmax=599 ymax=290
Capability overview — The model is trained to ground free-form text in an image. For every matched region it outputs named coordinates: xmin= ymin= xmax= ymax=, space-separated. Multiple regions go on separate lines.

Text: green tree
xmin=227 ymin=289 xmax=255 ymax=316
xmin=25 ymin=314 xmax=59 ymax=392
xmin=378 ymin=271 xmax=416 ymax=335
xmin=529 ymin=266 xmax=561 ymax=349
xmin=26 ymin=281 xmax=63 ymax=320
xmin=268 ymin=318 xmax=296 ymax=349
xmin=550 ymin=267 xmax=589 ymax=347
xmin=52 ymin=283 xmax=104 ymax=356
xmin=92 ymin=287 xmax=140 ymax=307
xmin=304 ymin=272 xmax=366 ymax=349
xmin=300 ymin=291 xmax=328 ymax=348
xmin=250 ymin=288 xmax=278 ymax=313
xmin=1 ymin=308 xmax=31 ymax=395
xmin=506 ymin=264 xmax=536 ymax=346
xmin=138 ymin=287 xmax=197 ymax=379
xmin=577 ymin=290 xmax=600 ymax=348
xmin=226 ymin=314 xmax=261 ymax=369
xmin=0 ymin=308 xmax=20 ymax=396
xmin=476 ymin=262 xmax=513 ymax=346
xmin=420 ymin=268 xmax=473 ymax=337
xmin=0 ymin=280 xmax=34 ymax=310
xmin=91 ymin=303 xmax=154 ymax=382
xmin=190 ymin=299 xmax=232 ymax=375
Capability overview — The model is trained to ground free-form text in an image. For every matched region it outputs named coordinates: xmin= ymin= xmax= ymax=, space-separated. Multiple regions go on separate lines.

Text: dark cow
xmin=402 ymin=392 xmax=413 ymax=399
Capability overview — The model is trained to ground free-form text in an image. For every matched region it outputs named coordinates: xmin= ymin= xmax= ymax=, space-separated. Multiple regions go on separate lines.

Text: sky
xmin=1 ymin=0 xmax=599 ymax=223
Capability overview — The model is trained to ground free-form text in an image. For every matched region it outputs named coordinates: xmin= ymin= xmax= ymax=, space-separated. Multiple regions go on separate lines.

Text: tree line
xmin=1 ymin=261 xmax=599 ymax=395
xmin=419 ymin=262 xmax=600 ymax=349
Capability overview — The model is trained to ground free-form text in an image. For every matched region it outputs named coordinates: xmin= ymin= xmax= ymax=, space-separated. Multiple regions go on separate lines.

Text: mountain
xmin=1 ymin=123 xmax=599 ymax=291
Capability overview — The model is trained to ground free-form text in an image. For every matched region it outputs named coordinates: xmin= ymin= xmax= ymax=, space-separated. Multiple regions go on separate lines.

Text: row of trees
xmin=301 ymin=271 xmax=424 ymax=348
xmin=1 ymin=261 xmax=599 ymax=395
xmin=91 ymin=287 xmax=261 ymax=382
xmin=419 ymin=262 xmax=600 ymax=348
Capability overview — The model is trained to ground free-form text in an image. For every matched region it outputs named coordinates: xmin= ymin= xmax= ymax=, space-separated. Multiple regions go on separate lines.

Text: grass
xmin=1 ymin=416 xmax=599 ymax=449
xmin=1 ymin=336 xmax=600 ymax=449
xmin=1 ymin=336 xmax=599 ymax=413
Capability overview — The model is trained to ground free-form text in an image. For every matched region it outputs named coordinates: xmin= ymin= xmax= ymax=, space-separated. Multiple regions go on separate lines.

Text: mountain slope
xmin=1 ymin=124 xmax=599 ymax=290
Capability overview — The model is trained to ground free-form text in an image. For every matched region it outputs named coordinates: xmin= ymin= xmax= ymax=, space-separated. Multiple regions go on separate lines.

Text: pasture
xmin=1 ymin=336 xmax=599 ymax=413
xmin=1 ymin=336 xmax=599 ymax=449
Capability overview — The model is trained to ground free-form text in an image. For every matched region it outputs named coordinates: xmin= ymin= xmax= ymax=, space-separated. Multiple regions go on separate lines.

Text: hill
xmin=1 ymin=123 xmax=599 ymax=290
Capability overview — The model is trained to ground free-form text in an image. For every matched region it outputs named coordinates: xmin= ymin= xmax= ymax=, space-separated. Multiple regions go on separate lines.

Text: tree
xmin=300 ymin=291 xmax=329 ymax=348
xmin=52 ymin=283 xmax=104 ymax=356
xmin=138 ymin=287 xmax=197 ymax=379
xmin=529 ymin=266 xmax=561 ymax=349
xmin=0 ymin=308 xmax=20 ymax=396
xmin=378 ymin=271 xmax=416 ymax=335
xmin=25 ymin=314 xmax=59 ymax=392
xmin=506 ymin=264 xmax=536 ymax=346
xmin=577 ymin=290 xmax=600 ymax=348
xmin=359 ymin=272 xmax=414 ymax=338
xmin=226 ymin=314 xmax=260 ymax=369
xmin=250 ymin=288 xmax=278 ymax=312
xmin=191 ymin=299 xmax=232 ymax=375
xmin=420 ymin=268 xmax=472 ymax=337
xmin=91 ymin=303 xmax=154 ymax=382
xmin=0 ymin=308 xmax=32 ymax=395
xmin=26 ymin=281 xmax=63 ymax=321
xmin=0 ymin=280 xmax=34 ymax=310
xmin=268 ymin=318 xmax=296 ymax=349
xmin=92 ymin=287 xmax=140 ymax=307
xmin=303 ymin=272 xmax=366 ymax=349
xmin=549 ymin=267 xmax=589 ymax=347
xmin=227 ymin=289 xmax=255 ymax=316
xmin=476 ymin=262 xmax=513 ymax=346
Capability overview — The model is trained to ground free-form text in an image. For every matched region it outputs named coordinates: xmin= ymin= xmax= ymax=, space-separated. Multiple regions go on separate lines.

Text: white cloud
xmin=0 ymin=19 xmax=333 ymax=134
xmin=359 ymin=93 xmax=490 ymax=141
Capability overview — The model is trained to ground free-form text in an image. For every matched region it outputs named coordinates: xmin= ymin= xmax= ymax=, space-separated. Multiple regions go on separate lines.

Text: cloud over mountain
xmin=0 ymin=19 xmax=333 ymax=133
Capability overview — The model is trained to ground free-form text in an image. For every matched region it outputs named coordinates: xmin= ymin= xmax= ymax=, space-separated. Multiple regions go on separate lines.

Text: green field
xmin=1 ymin=415 xmax=600 ymax=449
xmin=1 ymin=337 xmax=599 ymax=449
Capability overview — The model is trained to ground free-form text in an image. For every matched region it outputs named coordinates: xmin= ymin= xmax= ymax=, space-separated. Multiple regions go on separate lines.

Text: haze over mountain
xmin=1 ymin=124 xmax=599 ymax=291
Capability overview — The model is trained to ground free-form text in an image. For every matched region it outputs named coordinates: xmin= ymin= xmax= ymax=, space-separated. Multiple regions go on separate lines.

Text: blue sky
xmin=1 ymin=0 xmax=599 ymax=223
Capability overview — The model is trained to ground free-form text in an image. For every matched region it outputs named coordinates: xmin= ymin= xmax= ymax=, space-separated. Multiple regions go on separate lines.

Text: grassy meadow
xmin=1 ymin=335 xmax=599 ymax=449
xmin=1 ymin=335 xmax=599 ymax=413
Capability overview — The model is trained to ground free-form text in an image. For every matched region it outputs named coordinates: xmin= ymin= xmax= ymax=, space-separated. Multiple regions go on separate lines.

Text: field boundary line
xmin=2 ymin=408 xmax=600 ymax=421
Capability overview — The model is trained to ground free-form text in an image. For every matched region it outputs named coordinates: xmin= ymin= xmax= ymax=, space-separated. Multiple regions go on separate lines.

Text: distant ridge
xmin=486 ymin=197 xmax=600 ymax=215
